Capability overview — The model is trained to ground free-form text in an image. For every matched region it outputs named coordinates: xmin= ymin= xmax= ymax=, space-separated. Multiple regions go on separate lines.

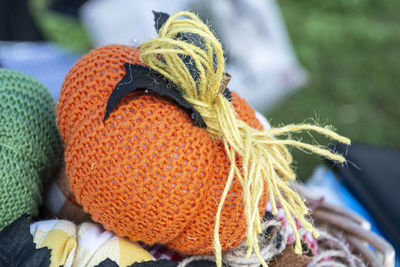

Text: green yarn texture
xmin=0 ymin=69 xmax=62 ymax=230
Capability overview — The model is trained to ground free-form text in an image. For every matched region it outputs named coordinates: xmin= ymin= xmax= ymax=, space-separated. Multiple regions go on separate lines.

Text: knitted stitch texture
xmin=57 ymin=45 xmax=267 ymax=255
xmin=0 ymin=69 xmax=62 ymax=230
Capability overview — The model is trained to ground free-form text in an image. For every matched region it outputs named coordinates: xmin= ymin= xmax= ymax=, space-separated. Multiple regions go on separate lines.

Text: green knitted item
xmin=0 ymin=69 xmax=62 ymax=230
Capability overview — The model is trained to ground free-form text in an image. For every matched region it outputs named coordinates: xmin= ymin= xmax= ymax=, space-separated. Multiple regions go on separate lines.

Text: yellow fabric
xmin=30 ymin=220 xmax=153 ymax=267
xmin=30 ymin=220 xmax=77 ymax=267
xmin=119 ymin=238 xmax=153 ymax=266
xmin=140 ymin=11 xmax=351 ymax=267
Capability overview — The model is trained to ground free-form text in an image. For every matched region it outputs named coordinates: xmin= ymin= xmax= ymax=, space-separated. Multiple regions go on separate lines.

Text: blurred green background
xmin=269 ymin=0 xmax=400 ymax=180
xmin=31 ymin=0 xmax=400 ymax=181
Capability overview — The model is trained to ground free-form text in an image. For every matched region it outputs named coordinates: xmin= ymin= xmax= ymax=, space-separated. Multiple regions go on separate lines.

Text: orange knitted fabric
xmin=57 ymin=45 xmax=268 ymax=255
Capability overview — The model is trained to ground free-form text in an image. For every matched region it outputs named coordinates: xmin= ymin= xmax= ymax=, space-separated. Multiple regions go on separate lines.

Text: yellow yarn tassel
xmin=140 ymin=11 xmax=350 ymax=267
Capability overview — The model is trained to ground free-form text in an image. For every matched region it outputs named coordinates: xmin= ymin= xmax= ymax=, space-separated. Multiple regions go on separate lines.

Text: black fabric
xmin=104 ymin=63 xmax=207 ymax=128
xmin=0 ymin=215 xmax=51 ymax=267
xmin=131 ymin=260 xmax=218 ymax=267
xmin=186 ymin=260 xmax=217 ymax=267
xmin=96 ymin=257 xmax=220 ymax=267
xmin=96 ymin=259 xmax=178 ymax=267
xmin=222 ymin=88 xmax=232 ymax=102
xmin=0 ymin=0 xmax=43 ymax=41
xmin=152 ymin=11 xmax=201 ymax=83
xmin=327 ymin=142 xmax=400 ymax=246
xmin=151 ymin=10 xmax=233 ymax=100
xmin=263 ymin=211 xmax=274 ymax=221
xmin=275 ymin=233 xmax=283 ymax=250
xmin=130 ymin=260 xmax=178 ymax=267
xmin=95 ymin=258 xmax=119 ymax=267
xmin=152 ymin=11 xmax=196 ymax=44
xmin=153 ymin=11 xmax=170 ymax=33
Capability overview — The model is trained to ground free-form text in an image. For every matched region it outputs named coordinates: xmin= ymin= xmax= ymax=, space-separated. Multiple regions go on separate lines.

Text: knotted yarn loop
xmin=140 ymin=11 xmax=351 ymax=267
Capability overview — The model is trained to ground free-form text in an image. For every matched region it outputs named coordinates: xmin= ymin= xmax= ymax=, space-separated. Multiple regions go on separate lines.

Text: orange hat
xmin=57 ymin=45 xmax=267 ymax=254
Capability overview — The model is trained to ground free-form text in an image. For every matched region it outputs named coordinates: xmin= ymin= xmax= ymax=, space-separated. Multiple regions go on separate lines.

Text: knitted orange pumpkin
xmin=57 ymin=44 xmax=268 ymax=254
xmin=58 ymin=13 xmax=351 ymax=266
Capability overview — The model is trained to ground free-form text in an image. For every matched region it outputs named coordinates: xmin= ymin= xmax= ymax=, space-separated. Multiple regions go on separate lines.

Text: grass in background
xmin=267 ymin=0 xmax=400 ymax=180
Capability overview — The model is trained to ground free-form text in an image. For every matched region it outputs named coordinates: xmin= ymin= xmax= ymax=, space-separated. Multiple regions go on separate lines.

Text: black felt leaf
xmin=151 ymin=11 xmax=232 ymax=103
xmin=153 ymin=11 xmax=170 ymax=33
xmin=151 ymin=11 xmax=202 ymax=83
xmin=0 ymin=215 xmax=51 ymax=267
xmin=152 ymin=11 xmax=202 ymax=47
xmin=152 ymin=11 xmax=184 ymax=42
xmin=104 ymin=63 xmax=207 ymax=128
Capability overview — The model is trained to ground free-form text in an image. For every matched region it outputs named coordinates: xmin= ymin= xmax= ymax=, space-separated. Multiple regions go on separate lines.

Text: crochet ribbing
xmin=57 ymin=45 xmax=267 ymax=254
xmin=0 ymin=69 xmax=62 ymax=230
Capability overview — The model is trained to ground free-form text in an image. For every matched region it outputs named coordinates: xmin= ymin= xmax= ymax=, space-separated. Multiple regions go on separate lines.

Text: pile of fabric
xmin=0 ymin=11 xmax=391 ymax=267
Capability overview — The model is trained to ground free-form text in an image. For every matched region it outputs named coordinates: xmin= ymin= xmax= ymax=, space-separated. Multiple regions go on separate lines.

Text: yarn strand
xmin=140 ymin=11 xmax=350 ymax=267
